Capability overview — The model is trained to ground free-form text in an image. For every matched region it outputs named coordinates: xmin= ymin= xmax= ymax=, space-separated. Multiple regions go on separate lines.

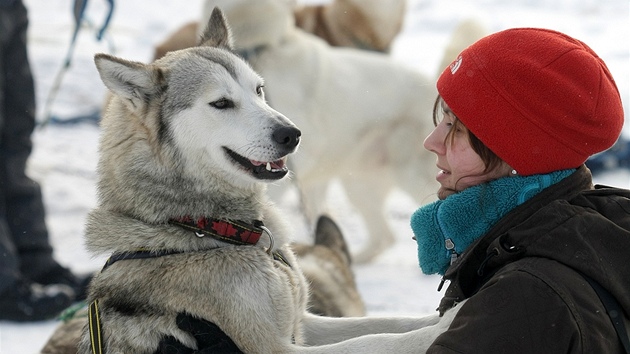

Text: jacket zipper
xmin=445 ymin=238 xmax=458 ymax=265
xmin=438 ymin=238 xmax=458 ymax=291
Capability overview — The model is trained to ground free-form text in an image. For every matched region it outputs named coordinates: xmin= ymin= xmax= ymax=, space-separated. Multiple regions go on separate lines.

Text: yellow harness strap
xmin=88 ymin=300 xmax=103 ymax=354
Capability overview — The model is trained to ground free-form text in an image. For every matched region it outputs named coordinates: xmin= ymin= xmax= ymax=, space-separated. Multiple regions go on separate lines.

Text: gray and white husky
xmin=46 ymin=8 xmax=462 ymax=354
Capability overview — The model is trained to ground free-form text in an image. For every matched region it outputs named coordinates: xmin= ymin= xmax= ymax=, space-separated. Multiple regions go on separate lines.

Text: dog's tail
xmin=436 ymin=19 xmax=488 ymax=77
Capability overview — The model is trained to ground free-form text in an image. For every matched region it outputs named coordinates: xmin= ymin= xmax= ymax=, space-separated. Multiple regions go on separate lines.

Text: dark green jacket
xmin=429 ymin=165 xmax=629 ymax=353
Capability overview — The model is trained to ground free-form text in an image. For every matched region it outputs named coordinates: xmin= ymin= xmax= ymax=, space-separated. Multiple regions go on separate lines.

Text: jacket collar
xmin=438 ymin=165 xmax=593 ymax=313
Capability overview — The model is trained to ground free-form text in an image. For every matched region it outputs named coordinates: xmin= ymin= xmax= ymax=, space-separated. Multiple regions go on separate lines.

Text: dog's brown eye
xmin=256 ymin=85 xmax=264 ymax=96
xmin=210 ymin=98 xmax=234 ymax=109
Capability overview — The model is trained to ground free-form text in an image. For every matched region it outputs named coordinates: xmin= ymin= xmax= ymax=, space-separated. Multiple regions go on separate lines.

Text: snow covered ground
xmin=1 ymin=0 xmax=628 ymax=352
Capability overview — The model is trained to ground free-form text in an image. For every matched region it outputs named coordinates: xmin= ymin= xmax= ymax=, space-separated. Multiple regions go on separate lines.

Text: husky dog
xmin=148 ymin=0 xmax=485 ymax=264
xmin=44 ymin=8 xmax=463 ymax=353
xmin=292 ymin=215 xmax=365 ymax=318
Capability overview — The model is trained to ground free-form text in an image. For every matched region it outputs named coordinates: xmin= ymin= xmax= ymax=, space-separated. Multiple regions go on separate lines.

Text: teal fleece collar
xmin=410 ymin=169 xmax=575 ymax=275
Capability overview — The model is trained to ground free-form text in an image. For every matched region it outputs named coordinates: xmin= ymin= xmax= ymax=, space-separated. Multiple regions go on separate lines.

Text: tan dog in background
xmin=294 ymin=0 xmax=405 ymax=53
xmin=153 ymin=0 xmax=405 ymax=60
xmin=292 ymin=215 xmax=366 ymax=317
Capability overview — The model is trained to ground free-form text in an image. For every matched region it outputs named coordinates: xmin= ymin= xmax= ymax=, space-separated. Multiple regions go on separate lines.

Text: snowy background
xmin=1 ymin=0 xmax=628 ymax=352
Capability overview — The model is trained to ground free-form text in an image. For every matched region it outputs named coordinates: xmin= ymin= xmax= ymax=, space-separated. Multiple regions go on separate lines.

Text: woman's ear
xmin=504 ymin=163 xmax=518 ymax=177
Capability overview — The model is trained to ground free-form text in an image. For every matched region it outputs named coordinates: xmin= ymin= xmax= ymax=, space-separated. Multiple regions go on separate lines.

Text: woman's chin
xmin=437 ymin=187 xmax=457 ymax=200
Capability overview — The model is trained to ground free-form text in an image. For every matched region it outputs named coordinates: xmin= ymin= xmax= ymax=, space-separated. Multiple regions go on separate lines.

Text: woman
xmin=411 ymin=27 xmax=629 ymax=352
xmin=156 ymin=27 xmax=629 ymax=353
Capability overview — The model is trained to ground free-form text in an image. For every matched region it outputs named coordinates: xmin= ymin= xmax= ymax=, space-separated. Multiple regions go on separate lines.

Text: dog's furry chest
xmin=79 ymin=245 xmax=309 ymax=353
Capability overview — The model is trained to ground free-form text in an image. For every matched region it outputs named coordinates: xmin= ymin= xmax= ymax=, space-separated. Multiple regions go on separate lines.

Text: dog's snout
xmin=273 ymin=126 xmax=301 ymax=149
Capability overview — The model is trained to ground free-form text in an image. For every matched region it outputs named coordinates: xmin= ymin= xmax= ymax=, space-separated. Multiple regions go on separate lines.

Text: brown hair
xmin=432 ymin=95 xmax=503 ymax=174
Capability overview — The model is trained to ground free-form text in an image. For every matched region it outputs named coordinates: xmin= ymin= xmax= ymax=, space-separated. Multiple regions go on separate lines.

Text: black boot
xmin=0 ymin=279 xmax=75 ymax=322
xmin=26 ymin=263 xmax=92 ymax=301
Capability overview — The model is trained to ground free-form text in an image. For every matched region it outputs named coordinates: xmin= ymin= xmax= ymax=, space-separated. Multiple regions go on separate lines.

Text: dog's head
xmin=94 ymin=8 xmax=300 ymax=192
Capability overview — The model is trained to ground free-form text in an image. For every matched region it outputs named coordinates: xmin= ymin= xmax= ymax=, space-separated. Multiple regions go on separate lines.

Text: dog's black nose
xmin=272 ymin=126 xmax=301 ymax=149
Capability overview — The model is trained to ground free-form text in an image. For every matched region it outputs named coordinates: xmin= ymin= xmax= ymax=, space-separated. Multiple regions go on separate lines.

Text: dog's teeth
xmin=266 ymin=162 xmax=272 ymax=171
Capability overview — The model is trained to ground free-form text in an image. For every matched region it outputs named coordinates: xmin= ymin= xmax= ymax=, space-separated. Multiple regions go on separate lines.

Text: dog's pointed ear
xmin=314 ymin=215 xmax=353 ymax=266
xmin=94 ymin=53 xmax=163 ymax=111
xmin=198 ymin=7 xmax=234 ymax=50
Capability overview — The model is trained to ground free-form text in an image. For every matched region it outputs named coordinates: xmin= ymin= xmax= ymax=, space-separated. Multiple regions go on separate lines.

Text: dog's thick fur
xmin=293 ymin=0 xmax=405 ymax=53
xmin=292 ymin=215 xmax=365 ymax=318
xmin=153 ymin=0 xmax=405 ymax=60
xmin=43 ymin=9 xmax=465 ymax=353
xmin=40 ymin=216 xmax=365 ymax=353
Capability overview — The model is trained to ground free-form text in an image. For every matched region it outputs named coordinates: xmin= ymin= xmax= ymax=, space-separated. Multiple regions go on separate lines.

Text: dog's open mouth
xmin=224 ymin=147 xmax=289 ymax=180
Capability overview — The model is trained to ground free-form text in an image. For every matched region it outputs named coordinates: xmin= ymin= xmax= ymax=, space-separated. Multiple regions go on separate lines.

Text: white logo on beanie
xmin=450 ymin=55 xmax=463 ymax=74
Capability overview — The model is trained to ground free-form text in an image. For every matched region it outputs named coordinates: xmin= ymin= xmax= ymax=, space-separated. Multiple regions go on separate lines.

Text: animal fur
xmin=41 ymin=215 xmax=365 ymax=353
xmin=42 ymin=8 xmax=464 ymax=353
xmin=199 ymin=0 xmax=443 ymax=263
xmin=153 ymin=0 xmax=405 ymax=60
xmin=292 ymin=215 xmax=365 ymax=318
xmin=436 ymin=18 xmax=488 ymax=75
xmin=293 ymin=0 xmax=405 ymax=53
xmin=152 ymin=0 xmax=485 ymax=263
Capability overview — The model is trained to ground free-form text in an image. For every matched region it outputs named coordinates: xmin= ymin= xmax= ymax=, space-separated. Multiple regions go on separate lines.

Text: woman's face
xmin=423 ymin=104 xmax=509 ymax=200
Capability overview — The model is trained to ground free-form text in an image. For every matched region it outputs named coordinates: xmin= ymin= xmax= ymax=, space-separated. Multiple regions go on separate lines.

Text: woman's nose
xmin=423 ymin=126 xmax=445 ymax=154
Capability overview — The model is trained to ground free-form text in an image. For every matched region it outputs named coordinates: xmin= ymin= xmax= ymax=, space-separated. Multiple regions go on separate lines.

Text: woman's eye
xmin=210 ymin=98 xmax=234 ymax=109
xmin=443 ymin=120 xmax=454 ymax=129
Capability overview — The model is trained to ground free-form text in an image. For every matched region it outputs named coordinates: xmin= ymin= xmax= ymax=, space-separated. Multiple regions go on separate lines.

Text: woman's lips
xmin=436 ymin=167 xmax=450 ymax=182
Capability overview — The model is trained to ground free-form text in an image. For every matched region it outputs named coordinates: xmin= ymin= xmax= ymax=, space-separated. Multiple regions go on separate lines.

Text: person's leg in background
xmin=0 ymin=0 xmax=79 ymax=322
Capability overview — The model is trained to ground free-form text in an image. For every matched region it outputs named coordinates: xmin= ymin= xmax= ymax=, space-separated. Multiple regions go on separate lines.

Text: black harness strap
xmin=581 ymin=273 xmax=630 ymax=353
xmin=102 ymin=249 xmax=185 ymax=271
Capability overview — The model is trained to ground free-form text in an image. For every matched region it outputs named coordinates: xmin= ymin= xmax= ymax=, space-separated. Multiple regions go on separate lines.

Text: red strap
xmin=169 ymin=217 xmax=263 ymax=246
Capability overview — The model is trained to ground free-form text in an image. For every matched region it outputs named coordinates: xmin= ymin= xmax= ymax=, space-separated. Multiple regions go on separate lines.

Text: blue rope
xmin=96 ymin=0 xmax=114 ymax=41
xmin=40 ymin=0 xmax=114 ymax=127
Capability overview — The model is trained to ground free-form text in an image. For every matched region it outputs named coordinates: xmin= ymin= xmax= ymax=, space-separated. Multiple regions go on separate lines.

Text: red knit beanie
xmin=437 ymin=28 xmax=624 ymax=176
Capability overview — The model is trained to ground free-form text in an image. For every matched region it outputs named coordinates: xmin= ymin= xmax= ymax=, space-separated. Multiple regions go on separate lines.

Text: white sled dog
xmin=43 ymin=8 xmax=464 ymax=354
xmin=192 ymin=0 xmax=486 ymax=263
